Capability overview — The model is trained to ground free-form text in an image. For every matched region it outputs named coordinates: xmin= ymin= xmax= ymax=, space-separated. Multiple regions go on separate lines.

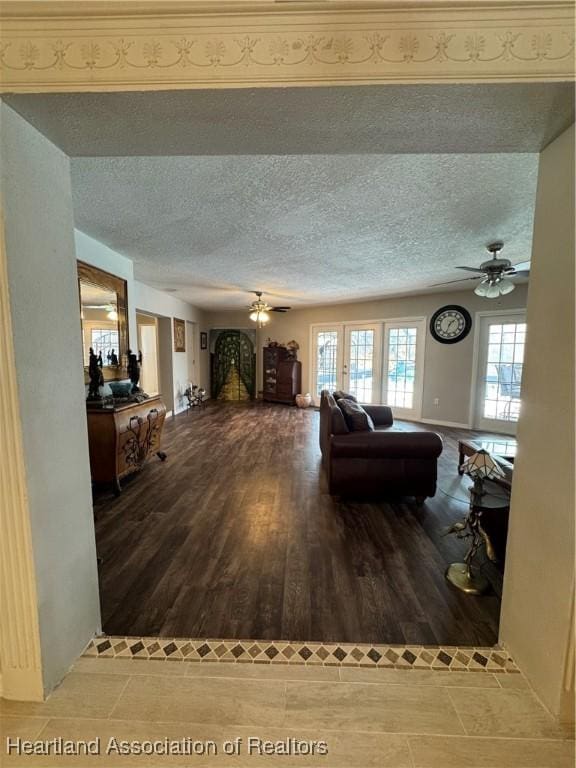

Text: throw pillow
xmin=337 ymin=398 xmax=375 ymax=432
xmin=333 ymin=390 xmax=358 ymax=403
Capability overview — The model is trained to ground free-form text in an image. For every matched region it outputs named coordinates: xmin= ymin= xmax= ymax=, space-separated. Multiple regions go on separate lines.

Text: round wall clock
xmin=430 ymin=305 xmax=472 ymax=344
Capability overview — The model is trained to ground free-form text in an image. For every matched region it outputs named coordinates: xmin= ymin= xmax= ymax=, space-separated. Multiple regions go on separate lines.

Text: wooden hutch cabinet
xmin=263 ymin=346 xmax=301 ymax=405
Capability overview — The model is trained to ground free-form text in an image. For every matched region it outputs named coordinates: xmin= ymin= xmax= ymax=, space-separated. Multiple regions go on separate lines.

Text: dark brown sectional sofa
xmin=319 ymin=390 xmax=443 ymax=500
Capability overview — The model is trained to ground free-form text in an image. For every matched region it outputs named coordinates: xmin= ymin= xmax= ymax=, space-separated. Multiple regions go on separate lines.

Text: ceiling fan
xmin=432 ymin=242 xmax=531 ymax=298
xmin=248 ymin=291 xmax=291 ymax=326
xmin=82 ymin=302 xmax=118 ymax=320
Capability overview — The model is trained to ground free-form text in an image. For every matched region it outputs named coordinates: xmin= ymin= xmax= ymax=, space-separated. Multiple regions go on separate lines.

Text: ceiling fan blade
xmin=512 ymin=260 xmax=531 ymax=271
xmin=511 ymin=269 xmax=530 ymax=277
xmin=271 ymin=307 xmax=291 ymax=312
xmin=455 ymin=266 xmax=486 ymax=273
xmin=430 ymin=276 xmax=482 ymax=287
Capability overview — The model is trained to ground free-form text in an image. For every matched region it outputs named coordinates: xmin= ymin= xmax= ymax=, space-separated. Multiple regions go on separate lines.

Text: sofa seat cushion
xmin=377 ymin=422 xmax=431 ymax=433
xmin=337 ymin=398 xmax=375 ymax=432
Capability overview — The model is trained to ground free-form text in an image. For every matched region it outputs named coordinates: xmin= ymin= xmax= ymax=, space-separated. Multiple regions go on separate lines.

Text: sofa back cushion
xmin=337 ymin=398 xmax=375 ymax=432
xmin=333 ymin=390 xmax=358 ymax=403
xmin=328 ymin=396 xmax=350 ymax=434
xmin=319 ymin=391 xmax=349 ymax=458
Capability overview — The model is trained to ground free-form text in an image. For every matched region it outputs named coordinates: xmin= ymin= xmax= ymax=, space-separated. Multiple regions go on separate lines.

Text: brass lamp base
xmin=445 ymin=563 xmax=489 ymax=595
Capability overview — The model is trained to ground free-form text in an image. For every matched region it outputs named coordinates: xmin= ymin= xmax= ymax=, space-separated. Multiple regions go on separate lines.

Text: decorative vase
xmin=296 ymin=393 xmax=312 ymax=409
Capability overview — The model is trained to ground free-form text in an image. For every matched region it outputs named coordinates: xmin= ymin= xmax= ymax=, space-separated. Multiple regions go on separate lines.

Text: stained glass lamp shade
xmin=461 ymin=449 xmax=506 ymax=497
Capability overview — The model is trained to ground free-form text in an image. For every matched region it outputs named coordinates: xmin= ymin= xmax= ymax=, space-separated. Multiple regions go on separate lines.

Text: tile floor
xmin=1 ymin=656 xmax=573 ymax=767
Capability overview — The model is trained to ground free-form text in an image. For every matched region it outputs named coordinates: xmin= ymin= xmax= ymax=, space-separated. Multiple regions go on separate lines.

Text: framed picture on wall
xmin=200 ymin=331 xmax=208 ymax=350
xmin=173 ymin=318 xmax=186 ymax=352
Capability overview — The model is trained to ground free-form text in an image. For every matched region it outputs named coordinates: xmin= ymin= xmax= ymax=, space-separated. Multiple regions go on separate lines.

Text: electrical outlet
xmin=433 ymin=398 xmax=440 ymax=406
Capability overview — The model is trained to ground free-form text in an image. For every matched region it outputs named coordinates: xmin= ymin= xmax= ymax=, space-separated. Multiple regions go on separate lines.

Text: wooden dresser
xmin=86 ymin=395 xmax=167 ymax=494
xmin=263 ymin=346 xmax=302 ymax=405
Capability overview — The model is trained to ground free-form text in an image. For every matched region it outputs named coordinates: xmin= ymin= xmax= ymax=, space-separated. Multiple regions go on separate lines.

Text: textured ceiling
xmin=71 ymin=153 xmax=538 ymax=309
xmin=80 ymin=283 xmax=117 ymax=307
xmin=6 ymin=83 xmax=574 ymax=156
xmin=7 ymin=83 xmax=561 ymax=309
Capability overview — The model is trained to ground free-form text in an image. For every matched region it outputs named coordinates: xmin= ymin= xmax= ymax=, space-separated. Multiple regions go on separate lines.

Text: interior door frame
xmin=381 ymin=317 xmax=427 ymax=421
xmin=136 ymin=311 xmax=160 ymax=396
xmin=186 ymin=320 xmax=198 ymax=385
xmin=469 ymin=309 xmax=527 ymax=434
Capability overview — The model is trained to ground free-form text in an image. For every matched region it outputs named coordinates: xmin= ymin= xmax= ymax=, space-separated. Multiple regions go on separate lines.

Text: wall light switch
xmin=433 ymin=398 xmax=440 ymax=406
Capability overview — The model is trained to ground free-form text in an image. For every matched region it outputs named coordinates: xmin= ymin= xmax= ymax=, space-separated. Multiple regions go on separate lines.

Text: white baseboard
xmin=418 ymin=418 xmax=472 ymax=429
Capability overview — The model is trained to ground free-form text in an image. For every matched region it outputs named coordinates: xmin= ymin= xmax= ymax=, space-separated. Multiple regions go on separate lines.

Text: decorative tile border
xmin=83 ymin=636 xmax=520 ymax=674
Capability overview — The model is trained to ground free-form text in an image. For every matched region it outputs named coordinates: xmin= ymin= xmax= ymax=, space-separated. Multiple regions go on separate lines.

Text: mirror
xmin=78 ymin=261 xmax=129 ymax=382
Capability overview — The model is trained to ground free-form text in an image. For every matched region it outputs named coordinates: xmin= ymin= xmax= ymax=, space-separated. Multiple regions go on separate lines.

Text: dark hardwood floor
xmin=94 ymin=401 xmax=509 ymax=646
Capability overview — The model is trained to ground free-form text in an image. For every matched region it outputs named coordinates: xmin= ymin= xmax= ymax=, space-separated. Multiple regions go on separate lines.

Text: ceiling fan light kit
xmin=249 ymin=308 xmax=270 ymax=326
xmin=434 ymin=241 xmax=530 ymax=300
xmin=474 ymin=275 xmax=515 ymax=298
xmin=248 ymin=291 xmax=291 ymax=326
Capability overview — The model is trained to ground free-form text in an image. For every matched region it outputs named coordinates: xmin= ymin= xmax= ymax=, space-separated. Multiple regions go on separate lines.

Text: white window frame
xmin=344 ymin=323 xmax=383 ymax=405
xmin=381 ymin=318 xmax=426 ymax=421
xmin=310 ymin=323 xmax=344 ymax=405
xmin=470 ymin=309 xmax=527 ymax=435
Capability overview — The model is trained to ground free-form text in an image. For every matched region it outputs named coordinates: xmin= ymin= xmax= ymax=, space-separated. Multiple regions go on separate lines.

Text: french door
xmin=312 ymin=323 xmax=381 ymax=404
xmin=382 ymin=320 xmax=426 ymax=420
xmin=475 ymin=313 xmax=526 ymax=434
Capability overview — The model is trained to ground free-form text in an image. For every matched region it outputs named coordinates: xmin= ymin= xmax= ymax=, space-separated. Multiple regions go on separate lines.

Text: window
xmin=386 ymin=327 xmax=417 ymax=409
xmin=315 ymin=330 xmax=339 ymax=396
xmin=90 ymin=328 xmax=119 ymax=363
xmin=483 ymin=322 xmax=525 ymax=422
xmin=348 ymin=329 xmax=375 ymax=403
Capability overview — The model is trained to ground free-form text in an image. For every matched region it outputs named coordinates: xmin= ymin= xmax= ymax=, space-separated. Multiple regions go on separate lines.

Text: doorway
xmin=186 ymin=321 xmax=198 ymax=386
xmin=312 ymin=323 xmax=381 ymax=404
xmin=382 ymin=319 xmax=426 ymax=420
xmin=311 ymin=318 xmax=425 ymax=418
xmin=136 ymin=312 xmax=160 ymax=396
xmin=474 ymin=313 xmax=526 ymax=434
xmin=210 ymin=329 xmax=256 ymax=401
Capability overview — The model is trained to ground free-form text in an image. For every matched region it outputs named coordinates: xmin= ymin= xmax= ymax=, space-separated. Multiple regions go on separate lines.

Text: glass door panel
xmin=476 ymin=314 xmax=526 ymax=434
xmin=312 ymin=326 xmax=344 ymax=403
xmin=344 ymin=325 xmax=381 ymax=403
xmin=382 ymin=320 xmax=425 ymax=419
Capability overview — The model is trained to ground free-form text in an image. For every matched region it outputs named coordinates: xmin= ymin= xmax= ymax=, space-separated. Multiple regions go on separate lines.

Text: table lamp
xmin=446 ymin=449 xmax=505 ymax=594
xmin=461 ymin=448 xmax=505 ymax=497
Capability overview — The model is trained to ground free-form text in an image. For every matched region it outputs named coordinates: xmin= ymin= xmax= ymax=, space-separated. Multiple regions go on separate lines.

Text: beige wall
xmin=205 ymin=285 xmax=528 ymax=425
xmin=1 ymin=104 xmax=100 ymax=695
xmin=500 ymin=125 xmax=575 ymax=720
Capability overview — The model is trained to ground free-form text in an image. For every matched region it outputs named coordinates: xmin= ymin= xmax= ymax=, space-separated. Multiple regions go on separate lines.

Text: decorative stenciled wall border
xmin=0 ymin=1 xmax=574 ymax=92
xmin=84 ymin=636 xmax=521 ymax=674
